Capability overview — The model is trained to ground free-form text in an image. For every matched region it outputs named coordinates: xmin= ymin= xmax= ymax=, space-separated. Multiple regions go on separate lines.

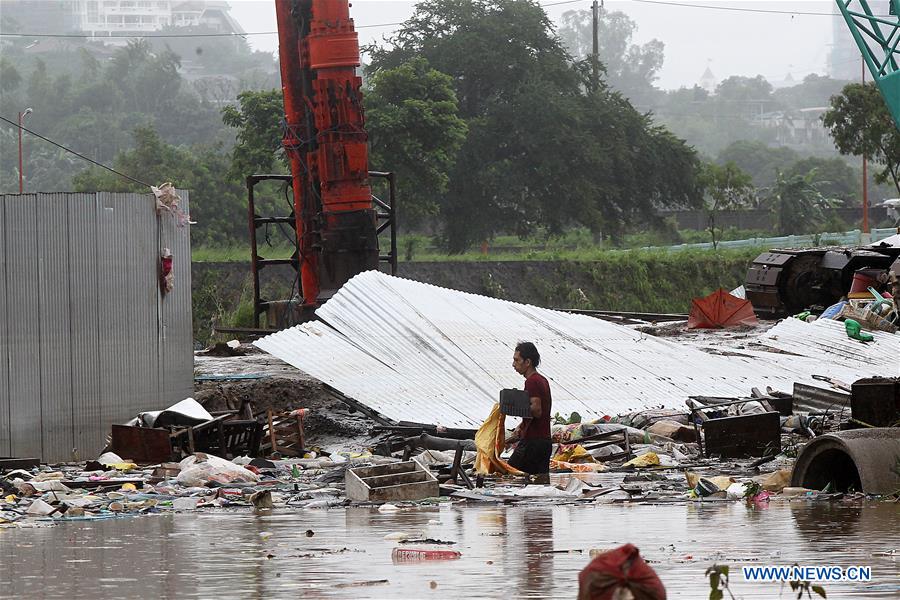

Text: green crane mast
xmin=836 ymin=0 xmax=900 ymax=129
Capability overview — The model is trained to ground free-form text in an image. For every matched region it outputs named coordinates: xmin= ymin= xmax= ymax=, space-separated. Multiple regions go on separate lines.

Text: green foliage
xmin=0 ymin=37 xmax=239 ymax=195
xmin=0 ymin=57 xmax=22 ymax=93
xmin=717 ymin=140 xmax=800 ymax=189
xmin=221 ymin=89 xmax=287 ymax=179
xmin=369 ymin=0 xmax=700 ymax=252
xmin=786 ymin=157 xmax=858 ymax=205
xmin=764 ymin=170 xmax=835 ymax=235
xmin=655 ymin=73 xmax=848 ymax=158
xmin=72 ymin=127 xmax=245 ymax=246
xmin=699 ymin=161 xmax=755 ymax=248
xmin=742 ymin=480 xmax=762 ymax=499
xmin=788 ymin=566 xmax=828 ymax=599
xmin=365 ymin=57 xmax=467 ymax=225
xmin=823 ymin=82 xmax=900 ymax=196
xmin=401 ymin=234 xmax=431 ymax=261
xmin=557 ymin=8 xmax=664 ymax=106
xmin=773 ymin=73 xmax=847 ymax=110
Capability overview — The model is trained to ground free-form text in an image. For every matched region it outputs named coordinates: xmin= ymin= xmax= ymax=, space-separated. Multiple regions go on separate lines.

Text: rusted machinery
xmin=745 ymin=244 xmax=900 ymax=317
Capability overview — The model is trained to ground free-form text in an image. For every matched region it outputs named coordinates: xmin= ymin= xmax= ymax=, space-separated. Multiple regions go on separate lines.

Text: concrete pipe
xmin=791 ymin=428 xmax=900 ymax=495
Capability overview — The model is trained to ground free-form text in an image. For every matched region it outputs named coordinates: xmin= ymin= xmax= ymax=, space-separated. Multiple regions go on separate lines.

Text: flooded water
xmin=1 ymin=501 xmax=897 ymax=598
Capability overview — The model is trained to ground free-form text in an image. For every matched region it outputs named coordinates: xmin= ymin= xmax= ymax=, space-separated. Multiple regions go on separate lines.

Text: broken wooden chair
xmin=259 ymin=409 xmax=307 ymax=458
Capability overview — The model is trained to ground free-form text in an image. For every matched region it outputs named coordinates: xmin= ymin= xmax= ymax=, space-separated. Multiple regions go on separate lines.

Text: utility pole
xmin=17 ymin=107 xmax=32 ymax=194
xmin=862 ymin=56 xmax=870 ymax=237
xmin=592 ymin=0 xmax=600 ymax=93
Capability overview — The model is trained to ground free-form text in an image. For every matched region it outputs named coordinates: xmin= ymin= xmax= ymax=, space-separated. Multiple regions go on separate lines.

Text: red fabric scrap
xmin=578 ymin=543 xmax=666 ymax=600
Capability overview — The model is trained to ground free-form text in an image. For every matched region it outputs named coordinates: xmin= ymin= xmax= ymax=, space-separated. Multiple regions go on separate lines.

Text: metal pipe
xmin=388 ymin=171 xmax=397 ymax=274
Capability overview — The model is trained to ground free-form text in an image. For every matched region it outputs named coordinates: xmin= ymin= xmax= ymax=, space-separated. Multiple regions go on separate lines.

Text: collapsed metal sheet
xmin=756 ymin=318 xmax=900 ymax=375
xmin=255 ymin=272 xmax=874 ymax=428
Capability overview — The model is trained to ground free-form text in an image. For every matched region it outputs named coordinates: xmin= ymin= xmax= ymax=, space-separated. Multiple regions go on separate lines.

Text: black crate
xmin=499 ymin=389 xmax=531 ymax=418
xmin=703 ymin=412 xmax=781 ymax=458
xmin=851 ymin=377 xmax=900 ymax=427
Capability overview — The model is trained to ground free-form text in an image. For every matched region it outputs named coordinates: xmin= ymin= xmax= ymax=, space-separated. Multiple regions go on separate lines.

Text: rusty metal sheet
xmin=793 ymin=383 xmax=851 ymax=415
xmin=110 ymin=425 xmax=173 ymax=464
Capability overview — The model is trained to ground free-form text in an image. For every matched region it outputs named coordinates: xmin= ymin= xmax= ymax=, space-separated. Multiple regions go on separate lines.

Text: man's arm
xmin=529 ymin=396 xmax=542 ymax=419
xmin=510 ymin=397 xmax=541 ymax=440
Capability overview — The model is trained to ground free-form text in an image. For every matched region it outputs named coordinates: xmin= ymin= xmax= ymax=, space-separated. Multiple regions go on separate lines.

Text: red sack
xmin=578 ymin=544 xmax=666 ymax=600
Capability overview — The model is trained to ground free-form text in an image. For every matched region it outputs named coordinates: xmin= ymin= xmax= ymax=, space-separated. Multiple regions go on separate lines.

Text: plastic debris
xmin=391 ymin=548 xmax=461 ymax=562
xmin=622 ymin=452 xmax=660 ymax=468
xmin=384 ymin=530 xmax=425 ymax=541
xmin=176 ymin=453 xmax=260 ymax=487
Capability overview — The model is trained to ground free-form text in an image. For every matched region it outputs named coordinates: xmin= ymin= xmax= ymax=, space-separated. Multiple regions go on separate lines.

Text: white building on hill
xmin=2 ymin=1 xmax=243 ymax=44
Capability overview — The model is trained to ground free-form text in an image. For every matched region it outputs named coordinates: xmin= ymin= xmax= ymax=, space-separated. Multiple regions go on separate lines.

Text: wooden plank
xmin=361 ymin=471 xmax=430 ymax=487
xmin=368 ymin=480 xmax=440 ymax=503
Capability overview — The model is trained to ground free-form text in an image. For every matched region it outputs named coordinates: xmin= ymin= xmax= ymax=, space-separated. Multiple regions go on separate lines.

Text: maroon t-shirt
xmin=522 ymin=372 xmax=552 ymax=440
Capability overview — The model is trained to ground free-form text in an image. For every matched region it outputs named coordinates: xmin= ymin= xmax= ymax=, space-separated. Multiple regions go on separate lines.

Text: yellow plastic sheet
xmin=685 ymin=471 xmax=735 ymax=490
xmin=550 ymin=460 xmax=606 ymax=473
xmin=474 ymin=403 xmax=524 ymax=476
xmin=552 ymin=444 xmax=596 ymax=464
xmin=622 ymin=451 xmax=660 ymax=468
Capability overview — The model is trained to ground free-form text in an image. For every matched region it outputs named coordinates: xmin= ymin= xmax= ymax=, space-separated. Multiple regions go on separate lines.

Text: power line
xmin=2 ymin=0 xmax=883 ymax=39
xmin=629 ymin=0 xmax=876 ymax=17
xmin=0 ymin=115 xmax=152 ymax=189
xmin=0 ymin=21 xmax=405 ymax=39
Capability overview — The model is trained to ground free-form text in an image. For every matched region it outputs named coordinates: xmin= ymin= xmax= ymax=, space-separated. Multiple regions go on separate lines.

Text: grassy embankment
xmin=190 ymin=236 xmax=763 ymax=342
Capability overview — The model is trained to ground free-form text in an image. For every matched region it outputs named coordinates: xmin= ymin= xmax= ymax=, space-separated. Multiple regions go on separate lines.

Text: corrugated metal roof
xmin=256 ymin=271 xmax=897 ymax=428
xmin=757 ymin=318 xmax=900 ymax=375
xmin=0 ymin=191 xmax=193 ymax=462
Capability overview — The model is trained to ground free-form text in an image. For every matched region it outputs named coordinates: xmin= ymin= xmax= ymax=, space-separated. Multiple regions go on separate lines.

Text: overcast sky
xmin=227 ymin=0 xmax=847 ymax=90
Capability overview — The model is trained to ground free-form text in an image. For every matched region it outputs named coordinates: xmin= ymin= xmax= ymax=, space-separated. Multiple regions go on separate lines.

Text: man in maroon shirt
xmin=507 ymin=341 xmax=552 ymax=478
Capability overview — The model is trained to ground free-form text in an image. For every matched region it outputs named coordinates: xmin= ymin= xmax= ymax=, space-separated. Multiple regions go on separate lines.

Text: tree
xmin=717 ymin=140 xmax=799 ymax=188
xmin=221 ymin=89 xmax=287 ymax=179
xmin=368 ymin=0 xmax=700 ymax=251
xmin=786 ymin=157 xmax=858 ymax=206
xmin=699 ymin=161 xmax=755 ymax=248
xmin=73 ymin=127 xmax=245 ymax=246
xmin=557 ymin=9 xmax=664 ymax=106
xmin=365 ymin=57 xmax=468 ymax=225
xmin=823 ymin=82 xmax=900 ymax=196
xmin=764 ymin=170 xmax=834 ymax=235
xmin=0 ymin=57 xmax=22 ymax=94
xmin=773 ymin=73 xmax=850 ymax=111
xmin=367 ymin=0 xmax=577 ymax=120
xmin=715 ymin=75 xmax=775 ymax=106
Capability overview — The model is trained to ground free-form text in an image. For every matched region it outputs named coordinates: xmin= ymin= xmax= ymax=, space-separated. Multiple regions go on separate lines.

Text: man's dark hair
xmin=515 ymin=341 xmax=540 ymax=368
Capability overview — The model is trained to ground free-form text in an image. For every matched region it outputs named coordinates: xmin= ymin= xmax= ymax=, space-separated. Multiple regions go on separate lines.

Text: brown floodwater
xmin=1 ymin=500 xmax=897 ymax=598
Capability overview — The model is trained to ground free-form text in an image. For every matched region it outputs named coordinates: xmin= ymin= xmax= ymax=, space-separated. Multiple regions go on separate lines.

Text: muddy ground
xmin=193 ymin=348 xmax=384 ymax=452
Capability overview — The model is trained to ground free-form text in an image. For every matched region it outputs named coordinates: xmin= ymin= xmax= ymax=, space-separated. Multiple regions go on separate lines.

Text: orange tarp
xmin=687 ymin=288 xmax=759 ymax=329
